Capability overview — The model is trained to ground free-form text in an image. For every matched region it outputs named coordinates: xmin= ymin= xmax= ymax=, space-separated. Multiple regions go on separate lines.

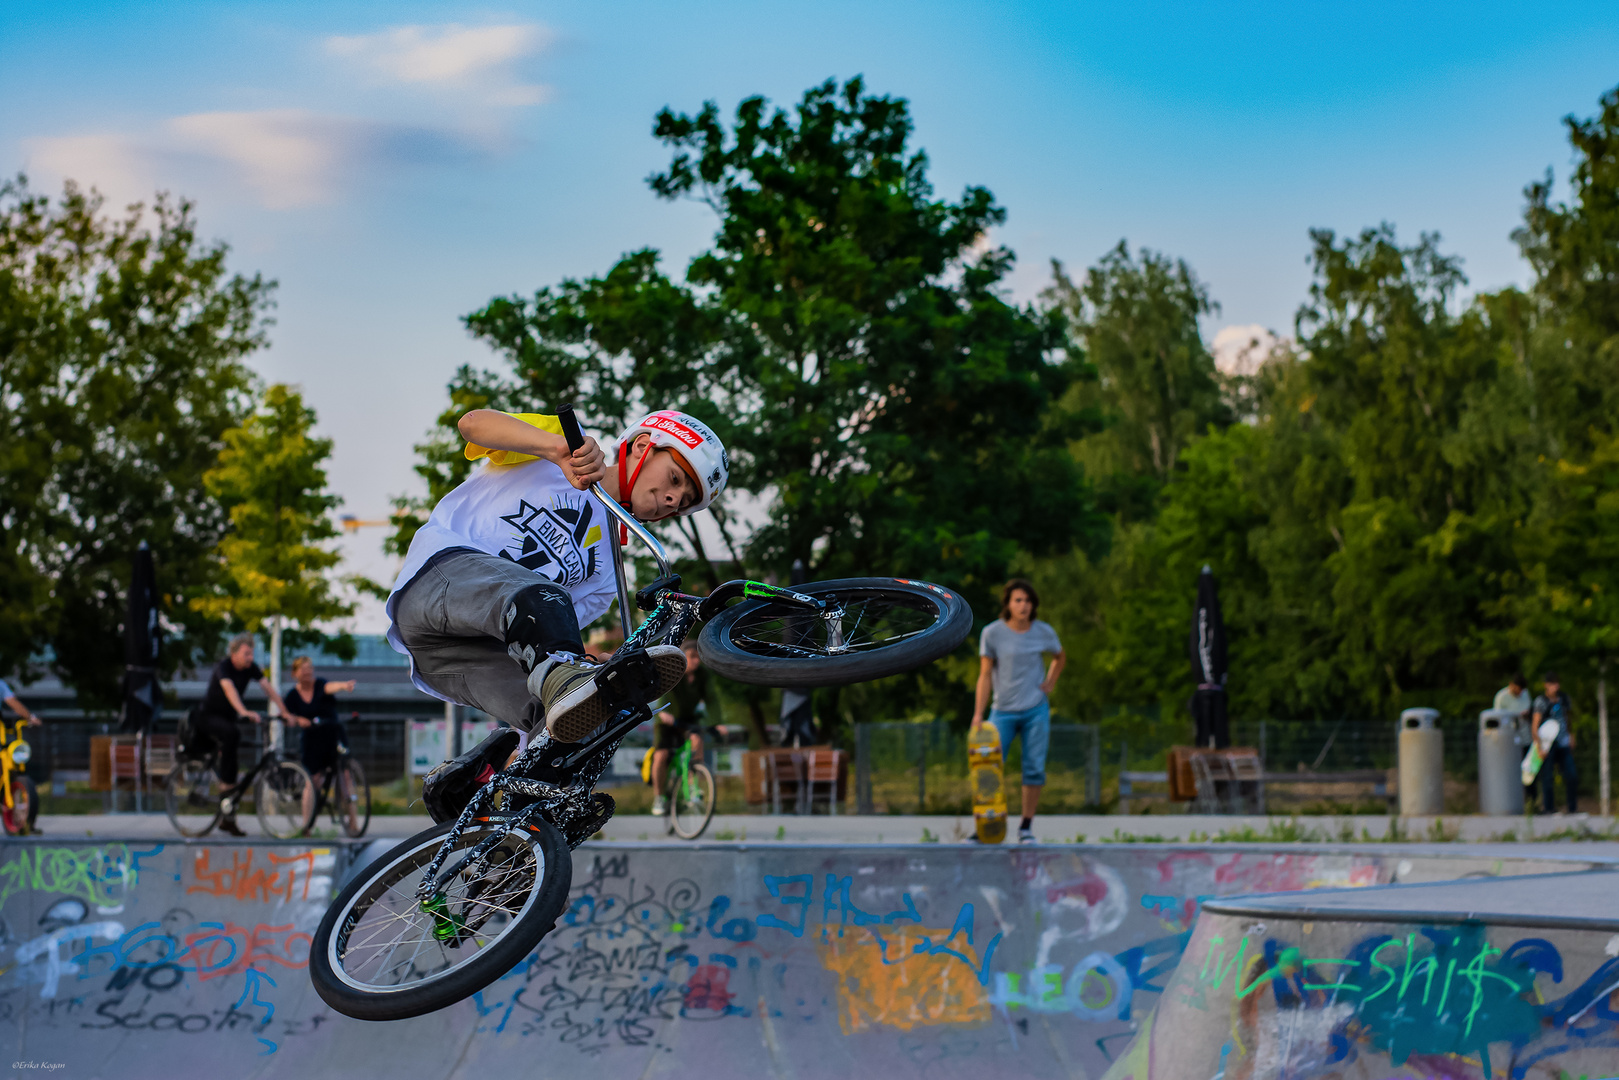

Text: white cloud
xmin=25 ymin=110 xmax=485 ymax=211
xmin=325 ymin=23 xmax=552 ymax=107
xmin=1212 ymin=324 xmax=1285 ymax=377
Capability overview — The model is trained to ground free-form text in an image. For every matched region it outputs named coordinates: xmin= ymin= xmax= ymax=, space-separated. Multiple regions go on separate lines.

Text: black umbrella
xmin=118 ymin=541 xmax=162 ymax=734
xmin=1187 ymin=564 xmax=1228 ymax=748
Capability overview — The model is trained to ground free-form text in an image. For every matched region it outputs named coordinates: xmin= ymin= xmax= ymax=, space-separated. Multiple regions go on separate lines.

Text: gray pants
xmin=392 ymin=549 xmax=583 ymax=732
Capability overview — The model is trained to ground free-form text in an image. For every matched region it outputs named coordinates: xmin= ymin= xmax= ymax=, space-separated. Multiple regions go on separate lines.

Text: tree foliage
xmin=191 ymin=384 xmax=370 ymax=657
xmin=0 ymin=177 xmax=271 ymax=709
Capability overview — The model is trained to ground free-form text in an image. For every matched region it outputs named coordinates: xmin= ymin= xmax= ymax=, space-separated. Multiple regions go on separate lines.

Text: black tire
xmin=310 ymin=816 xmax=572 ymax=1021
xmin=256 ymin=760 xmax=315 ymax=840
xmin=6 ymin=776 xmax=37 ymax=835
xmin=166 ymin=759 xmax=222 ymax=837
xmin=335 ymin=757 xmax=371 ymax=838
xmin=670 ymin=763 xmax=715 ymax=840
xmin=698 ymin=577 xmax=972 ymax=688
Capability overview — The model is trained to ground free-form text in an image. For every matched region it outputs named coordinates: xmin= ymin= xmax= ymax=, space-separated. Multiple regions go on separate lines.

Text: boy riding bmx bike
xmin=388 ymin=407 xmax=728 ymax=820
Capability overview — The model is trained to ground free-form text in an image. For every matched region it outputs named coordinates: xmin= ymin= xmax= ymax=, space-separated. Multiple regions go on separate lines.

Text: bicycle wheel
xmin=334 ymin=757 xmax=371 ymax=838
xmin=699 ymin=577 xmax=972 ymax=688
xmin=166 ymin=759 xmax=222 ymax=837
xmin=4 ymin=776 xmax=37 ymax=836
xmin=255 ymin=760 xmax=315 ymax=839
xmin=309 ymin=816 xmax=571 ymax=1021
xmin=669 ymin=763 xmax=715 ymax=840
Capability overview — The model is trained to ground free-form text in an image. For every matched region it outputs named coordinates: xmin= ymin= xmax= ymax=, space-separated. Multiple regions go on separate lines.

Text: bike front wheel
xmin=698 ymin=577 xmax=972 ymax=688
xmin=166 ymin=759 xmax=222 ymax=837
xmin=255 ymin=760 xmax=315 ymax=839
xmin=335 ymin=757 xmax=371 ymax=838
xmin=309 ymin=816 xmax=571 ymax=1021
xmin=669 ymin=763 xmax=715 ymax=840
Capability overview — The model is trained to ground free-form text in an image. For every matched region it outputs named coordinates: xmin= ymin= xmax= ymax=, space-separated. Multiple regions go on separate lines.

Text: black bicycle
xmin=309 ymin=407 xmax=972 ymax=1021
xmin=166 ymin=717 xmax=315 ymax=839
xmin=300 ymin=719 xmax=371 ymax=839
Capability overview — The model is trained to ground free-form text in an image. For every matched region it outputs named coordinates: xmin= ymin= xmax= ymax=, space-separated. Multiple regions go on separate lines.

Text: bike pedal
xmin=594 ymin=648 xmax=658 ymax=714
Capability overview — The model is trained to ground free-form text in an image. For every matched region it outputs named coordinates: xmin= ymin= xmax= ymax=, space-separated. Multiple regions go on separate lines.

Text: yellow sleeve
xmin=463 ymin=412 xmax=563 ymax=466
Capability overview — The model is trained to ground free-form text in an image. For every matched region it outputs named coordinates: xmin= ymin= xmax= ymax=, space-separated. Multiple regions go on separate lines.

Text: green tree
xmin=0 ymin=177 xmax=271 ymax=709
xmin=191 ymin=384 xmax=372 ymax=668
xmin=1045 ymin=244 xmax=1230 ymax=521
xmin=649 ymin=77 xmax=1103 ymax=599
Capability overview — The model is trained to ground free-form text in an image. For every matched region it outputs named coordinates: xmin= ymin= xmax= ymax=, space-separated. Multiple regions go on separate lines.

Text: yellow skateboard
xmin=969 ymin=722 xmax=1007 ymax=843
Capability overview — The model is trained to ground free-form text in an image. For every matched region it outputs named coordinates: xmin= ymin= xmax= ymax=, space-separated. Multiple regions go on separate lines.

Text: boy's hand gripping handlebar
xmin=555 ymin=404 xmax=672 ymax=580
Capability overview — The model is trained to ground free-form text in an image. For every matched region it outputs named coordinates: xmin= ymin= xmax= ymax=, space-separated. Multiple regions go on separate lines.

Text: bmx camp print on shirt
xmin=496 ymin=493 xmax=602 ymax=587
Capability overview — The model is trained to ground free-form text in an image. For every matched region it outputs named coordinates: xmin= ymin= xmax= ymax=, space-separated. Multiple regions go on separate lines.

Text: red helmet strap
xmin=614 ymin=437 xmax=656 ymax=544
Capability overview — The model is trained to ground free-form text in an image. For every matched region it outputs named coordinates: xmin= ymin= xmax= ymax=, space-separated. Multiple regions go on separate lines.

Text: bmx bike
xmin=309 ymin=406 xmax=971 ymax=1020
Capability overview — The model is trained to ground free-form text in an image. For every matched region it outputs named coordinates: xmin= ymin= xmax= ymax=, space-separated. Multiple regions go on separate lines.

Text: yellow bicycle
xmin=1 ymin=717 xmax=39 ymax=836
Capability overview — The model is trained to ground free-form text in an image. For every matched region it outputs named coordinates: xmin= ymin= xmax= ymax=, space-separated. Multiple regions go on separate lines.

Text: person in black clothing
xmin=283 ymin=656 xmax=357 ymax=782
xmin=651 ymin=641 xmax=726 ymax=816
xmin=1531 ymin=672 xmax=1578 ymax=814
xmin=196 ymin=634 xmax=294 ymax=835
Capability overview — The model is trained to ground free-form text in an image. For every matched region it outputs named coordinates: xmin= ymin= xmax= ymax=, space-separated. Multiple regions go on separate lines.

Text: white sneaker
xmin=1018 ymin=826 xmax=1035 ymax=844
xmin=651 ymin=796 xmax=668 ymax=816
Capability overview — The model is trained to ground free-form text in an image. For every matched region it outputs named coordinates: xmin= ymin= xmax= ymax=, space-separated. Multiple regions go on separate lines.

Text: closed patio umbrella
xmin=1187 ymin=565 xmax=1228 ymax=748
xmin=119 ymin=541 xmax=162 ymax=735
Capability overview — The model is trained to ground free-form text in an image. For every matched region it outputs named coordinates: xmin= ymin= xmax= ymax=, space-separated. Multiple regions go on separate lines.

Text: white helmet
xmin=617 ymin=410 xmax=729 ymax=515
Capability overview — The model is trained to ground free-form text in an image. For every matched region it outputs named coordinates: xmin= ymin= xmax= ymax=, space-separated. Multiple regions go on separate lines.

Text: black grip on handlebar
xmin=557 ymin=404 xmax=585 ymax=453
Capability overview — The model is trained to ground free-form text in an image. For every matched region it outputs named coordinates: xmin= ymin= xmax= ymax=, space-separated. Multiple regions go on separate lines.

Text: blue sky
xmin=5 ymin=1 xmax=1618 ymax=628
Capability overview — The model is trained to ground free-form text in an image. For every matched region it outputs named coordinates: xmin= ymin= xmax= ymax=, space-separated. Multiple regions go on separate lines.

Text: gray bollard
xmin=1478 ymin=708 xmax=1525 ymax=814
xmin=1398 ymin=708 xmax=1444 ymax=815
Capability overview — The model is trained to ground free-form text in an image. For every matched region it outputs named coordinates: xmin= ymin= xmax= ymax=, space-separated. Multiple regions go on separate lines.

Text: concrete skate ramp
xmin=0 ymin=838 xmax=1612 ymax=1079
xmin=1101 ymin=871 xmax=1619 ymax=1080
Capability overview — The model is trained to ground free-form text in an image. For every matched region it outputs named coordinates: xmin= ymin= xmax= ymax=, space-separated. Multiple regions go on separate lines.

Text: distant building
xmin=14 ymin=634 xmax=450 ymax=786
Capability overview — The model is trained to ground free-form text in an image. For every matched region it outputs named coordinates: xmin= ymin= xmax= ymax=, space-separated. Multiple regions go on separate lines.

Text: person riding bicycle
xmin=196 ymin=633 xmax=296 ymax=836
xmin=650 ymin=640 xmax=727 ymax=815
xmin=283 ymin=656 xmax=356 ymax=783
xmin=390 ymin=408 xmax=728 ymax=821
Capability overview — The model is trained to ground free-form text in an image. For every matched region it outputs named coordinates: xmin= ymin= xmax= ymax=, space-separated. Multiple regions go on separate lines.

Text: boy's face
xmin=627 ymin=436 xmax=699 ymax=522
xmin=1545 ymin=679 xmax=1560 ymax=697
xmin=230 ymin=643 xmax=255 ymax=668
xmin=1007 ymin=589 xmax=1033 ymax=621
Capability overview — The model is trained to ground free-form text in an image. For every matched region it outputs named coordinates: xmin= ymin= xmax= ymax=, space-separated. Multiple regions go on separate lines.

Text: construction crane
xmin=339 ymin=511 xmax=421 ymax=532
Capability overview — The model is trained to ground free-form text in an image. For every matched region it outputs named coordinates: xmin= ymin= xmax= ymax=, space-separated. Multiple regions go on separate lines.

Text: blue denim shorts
xmin=990 ymin=700 xmax=1050 ymax=786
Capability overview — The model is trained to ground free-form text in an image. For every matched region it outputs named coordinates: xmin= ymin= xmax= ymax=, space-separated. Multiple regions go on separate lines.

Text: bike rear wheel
xmin=698 ymin=577 xmax=972 ymax=688
xmin=166 ymin=759 xmax=222 ymax=837
xmin=334 ymin=756 xmax=371 ymax=838
xmin=256 ymin=760 xmax=315 ymax=839
xmin=309 ymin=816 xmax=571 ymax=1020
xmin=5 ymin=776 xmax=38 ymax=836
xmin=669 ymin=763 xmax=715 ymax=839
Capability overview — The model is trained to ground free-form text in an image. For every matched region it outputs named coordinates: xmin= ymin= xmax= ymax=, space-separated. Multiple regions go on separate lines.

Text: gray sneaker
xmin=531 ymin=646 xmax=688 ymax=743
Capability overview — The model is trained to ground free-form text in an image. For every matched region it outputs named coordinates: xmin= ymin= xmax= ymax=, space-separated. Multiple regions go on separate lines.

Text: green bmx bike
xmin=309 ymin=406 xmax=972 ymax=1021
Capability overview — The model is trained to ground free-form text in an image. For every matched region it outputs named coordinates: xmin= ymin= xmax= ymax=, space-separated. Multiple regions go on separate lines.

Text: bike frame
xmin=0 ymin=718 xmax=28 ymax=814
xmin=415 ymin=480 xmax=835 ymax=900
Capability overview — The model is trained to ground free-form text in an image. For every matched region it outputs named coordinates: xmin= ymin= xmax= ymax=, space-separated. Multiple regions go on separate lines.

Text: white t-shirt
xmin=386 ymin=413 xmax=618 ymax=696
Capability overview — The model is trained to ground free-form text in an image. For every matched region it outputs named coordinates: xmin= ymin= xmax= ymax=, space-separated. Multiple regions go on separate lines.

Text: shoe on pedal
xmin=422 ymin=726 xmax=522 ymax=824
xmin=534 ymin=645 xmax=687 ymax=744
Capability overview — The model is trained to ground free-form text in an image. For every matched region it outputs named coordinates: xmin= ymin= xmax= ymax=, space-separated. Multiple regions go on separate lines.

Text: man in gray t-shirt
xmin=971 ymin=579 xmax=1066 ymax=843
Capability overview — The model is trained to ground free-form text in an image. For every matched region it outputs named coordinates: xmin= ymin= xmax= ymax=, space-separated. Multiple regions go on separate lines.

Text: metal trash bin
xmin=1398 ymin=707 xmax=1444 ymax=815
xmin=1477 ymin=708 xmax=1525 ymax=815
